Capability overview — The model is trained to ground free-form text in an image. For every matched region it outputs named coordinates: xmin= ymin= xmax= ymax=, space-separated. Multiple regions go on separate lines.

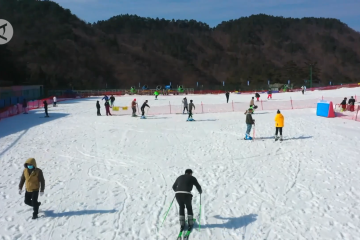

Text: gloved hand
xmin=19 ymin=189 xmax=22 ymax=195
xmin=40 ymin=192 xmax=44 ymax=197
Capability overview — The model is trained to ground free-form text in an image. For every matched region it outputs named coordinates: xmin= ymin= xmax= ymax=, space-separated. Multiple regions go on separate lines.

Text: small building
xmin=0 ymin=85 xmax=44 ymax=108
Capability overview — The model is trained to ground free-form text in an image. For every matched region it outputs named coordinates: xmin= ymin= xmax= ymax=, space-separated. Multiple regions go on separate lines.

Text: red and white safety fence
xmin=111 ymin=97 xmax=359 ymax=123
xmin=0 ymin=97 xmax=75 ymax=121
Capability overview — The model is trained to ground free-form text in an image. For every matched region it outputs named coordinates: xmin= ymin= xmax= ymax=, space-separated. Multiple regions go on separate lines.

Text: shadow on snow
xmin=200 ymin=214 xmax=257 ymax=229
xmin=43 ymin=209 xmax=116 ymax=218
xmin=0 ymin=112 xmax=69 ymax=157
xmin=257 ymin=136 xmax=313 ymax=140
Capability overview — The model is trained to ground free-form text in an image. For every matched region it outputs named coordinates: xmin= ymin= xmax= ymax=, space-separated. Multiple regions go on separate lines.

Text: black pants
xmin=45 ymin=108 xmax=48 ymax=117
xmin=141 ymin=108 xmax=145 ymax=116
xmin=275 ymin=127 xmax=283 ymax=136
xmin=176 ymin=193 xmax=193 ymax=216
xmin=183 ymin=106 xmax=188 ymax=113
xmin=188 ymin=110 xmax=193 ymax=119
xmin=25 ymin=191 xmax=40 ymax=215
xmin=132 ymin=107 xmax=136 ymax=115
xmin=226 ymin=96 xmax=229 ymax=103
xmin=53 ymin=102 xmax=57 ymax=107
xmin=97 ymin=108 xmax=101 ymax=116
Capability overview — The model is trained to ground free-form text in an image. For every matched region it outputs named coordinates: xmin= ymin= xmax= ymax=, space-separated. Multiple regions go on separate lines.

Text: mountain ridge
xmin=1 ymin=0 xmax=360 ymax=90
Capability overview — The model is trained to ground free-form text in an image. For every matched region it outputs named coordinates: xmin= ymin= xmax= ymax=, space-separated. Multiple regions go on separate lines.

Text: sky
xmin=54 ymin=0 xmax=360 ymax=31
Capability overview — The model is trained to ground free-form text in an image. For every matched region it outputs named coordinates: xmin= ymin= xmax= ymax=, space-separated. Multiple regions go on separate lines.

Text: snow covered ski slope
xmin=0 ymin=87 xmax=360 ymax=240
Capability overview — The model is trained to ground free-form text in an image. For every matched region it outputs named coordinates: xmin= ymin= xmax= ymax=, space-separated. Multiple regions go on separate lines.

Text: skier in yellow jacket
xmin=18 ymin=158 xmax=45 ymax=219
xmin=274 ymin=109 xmax=284 ymax=141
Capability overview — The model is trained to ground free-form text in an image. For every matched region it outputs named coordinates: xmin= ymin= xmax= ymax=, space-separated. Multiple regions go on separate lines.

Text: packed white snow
xmin=0 ymin=87 xmax=360 ymax=240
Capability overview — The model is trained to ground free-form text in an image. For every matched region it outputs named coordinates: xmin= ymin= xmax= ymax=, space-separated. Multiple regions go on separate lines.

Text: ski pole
xmin=253 ymin=124 xmax=255 ymax=140
xmin=160 ymin=196 xmax=175 ymax=228
xmin=198 ymin=194 xmax=202 ymax=230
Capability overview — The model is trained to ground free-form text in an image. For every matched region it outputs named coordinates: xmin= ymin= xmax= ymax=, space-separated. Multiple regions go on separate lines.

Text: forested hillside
xmin=1 ymin=0 xmax=360 ymax=90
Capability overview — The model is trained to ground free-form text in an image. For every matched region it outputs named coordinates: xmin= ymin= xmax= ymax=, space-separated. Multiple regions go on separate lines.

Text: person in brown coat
xmin=131 ymin=99 xmax=138 ymax=116
xmin=19 ymin=158 xmax=45 ymax=219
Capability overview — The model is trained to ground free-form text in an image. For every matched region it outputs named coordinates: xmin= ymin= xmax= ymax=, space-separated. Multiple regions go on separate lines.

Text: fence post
xmin=169 ymin=101 xmax=171 ymax=114
xmin=232 ymin=100 xmax=234 ymax=111
xmin=355 ymin=106 xmax=359 ymax=121
xmin=201 ymin=101 xmax=204 ymax=114
xmin=290 ymin=97 xmax=294 ymax=109
xmin=261 ymin=100 xmax=263 ymax=110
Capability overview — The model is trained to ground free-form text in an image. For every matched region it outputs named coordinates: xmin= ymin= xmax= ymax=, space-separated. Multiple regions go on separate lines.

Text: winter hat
xmin=185 ymin=169 xmax=193 ymax=174
xmin=134 ymin=99 xmax=136 ymax=101
xmin=277 ymin=109 xmax=280 ymax=113
xmin=190 ymin=100 xmax=193 ymax=102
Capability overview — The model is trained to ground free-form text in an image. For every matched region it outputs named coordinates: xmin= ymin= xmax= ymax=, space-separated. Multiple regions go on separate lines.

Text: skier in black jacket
xmin=43 ymin=101 xmax=49 ymax=117
xmin=255 ymin=93 xmax=260 ymax=101
xmin=141 ymin=100 xmax=150 ymax=118
xmin=110 ymin=95 xmax=115 ymax=107
xmin=340 ymin=98 xmax=347 ymax=111
xmin=172 ymin=169 xmax=202 ymax=233
xmin=96 ymin=101 xmax=101 ymax=116
xmin=348 ymin=96 xmax=355 ymax=112
xmin=225 ymin=91 xmax=230 ymax=103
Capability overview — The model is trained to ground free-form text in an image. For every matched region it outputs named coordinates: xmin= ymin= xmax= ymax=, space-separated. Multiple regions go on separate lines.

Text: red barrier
xmin=0 ymin=96 xmax=76 ymax=121
xmin=334 ymin=104 xmax=360 ymax=122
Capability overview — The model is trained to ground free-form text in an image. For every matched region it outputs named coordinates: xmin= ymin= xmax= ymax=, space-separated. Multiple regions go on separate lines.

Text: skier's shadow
xmin=193 ymin=119 xmax=218 ymax=122
xmin=43 ymin=209 xmax=116 ymax=218
xmin=257 ymin=136 xmax=313 ymax=140
xmin=200 ymin=214 xmax=257 ymax=229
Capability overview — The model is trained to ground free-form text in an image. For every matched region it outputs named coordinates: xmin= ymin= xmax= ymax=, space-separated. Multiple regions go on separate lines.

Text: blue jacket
xmin=102 ymin=95 xmax=109 ymax=101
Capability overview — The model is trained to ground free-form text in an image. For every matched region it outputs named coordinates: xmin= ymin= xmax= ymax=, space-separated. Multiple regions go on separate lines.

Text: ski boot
xmin=183 ymin=215 xmax=194 ymax=239
xmin=280 ymin=135 xmax=283 ymax=141
xmin=140 ymin=115 xmax=146 ymax=119
xmin=177 ymin=216 xmax=186 ymax=240
xmin=244 ymin=134 xmax=252 ymax=140
xmin=187 ymin=215 xmax=194 ymax=231
xmin=275 ymin=135 xmax=279 ymax=141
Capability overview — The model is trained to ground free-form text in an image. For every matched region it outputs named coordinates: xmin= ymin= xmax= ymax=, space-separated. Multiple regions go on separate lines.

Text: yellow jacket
xmin=275 ymin=113 xmax=284 ymax=127
xmin=19 ymin=158 xmax=45 ymax=192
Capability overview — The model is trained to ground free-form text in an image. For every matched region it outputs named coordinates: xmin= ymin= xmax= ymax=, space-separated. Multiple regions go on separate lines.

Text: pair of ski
xmin=177 ymin=228 xmax=192 ymax=240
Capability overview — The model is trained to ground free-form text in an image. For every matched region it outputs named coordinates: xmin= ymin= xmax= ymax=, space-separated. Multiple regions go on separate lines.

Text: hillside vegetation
xmin=1 ymin=0 xmax=360 ymax=90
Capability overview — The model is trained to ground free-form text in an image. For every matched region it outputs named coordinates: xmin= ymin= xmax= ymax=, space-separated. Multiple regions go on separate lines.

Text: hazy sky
xmin=54 ymin=0 xmax=360 ymax=31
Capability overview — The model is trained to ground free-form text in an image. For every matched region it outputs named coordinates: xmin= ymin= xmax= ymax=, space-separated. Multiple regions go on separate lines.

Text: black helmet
xmin=185 ymin=169 xmax=193 ymax=174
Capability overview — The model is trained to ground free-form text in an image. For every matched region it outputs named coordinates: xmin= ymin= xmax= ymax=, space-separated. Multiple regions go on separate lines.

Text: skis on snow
xmin=183 ymin=229 xmax=192 ymax=239
xmin=176 ymin=230 xmax=183 ymax=240
xmin=176 ymin=229 xmax=192 ymax=240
